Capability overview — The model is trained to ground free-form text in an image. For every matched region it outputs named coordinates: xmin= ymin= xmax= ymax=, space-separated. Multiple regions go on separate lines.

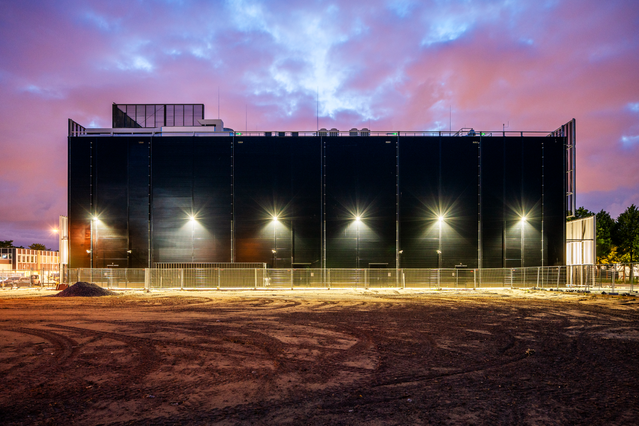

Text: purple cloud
xmin=0 ymin=0 xmax=638 ymax=247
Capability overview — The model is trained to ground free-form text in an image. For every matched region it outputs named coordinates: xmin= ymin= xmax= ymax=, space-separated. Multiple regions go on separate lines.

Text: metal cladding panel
xmin=325 ymin=136 xmax=396 ymax=268
xmin=440 ymin=137 xmax=479 ymax=268
xmin=94 ymin=138 xmax=129 ymax=268
xmin=545 ymin=137 xmax=566 ymax=265
xmin=288 ymin=138 xmax=322 ymax=266
xmin=399 ymin=137 xmax=440 ymax=268
xmin=234 ymin=136 xmax=321 ymax=267
xmin=481 ymin=138 xmax=505 ymax=268
xmin=127 ymin=139 xmax=151 ymax=268
xmin=152 ymin=137 xmax=232 ymax=264
xmin=68 ymin=137 xmax=92 ymax=268
xmin=522 ymin=138 xmax=543 ymax=267
xmin=68 ymin=131 xmax=568 ymax=268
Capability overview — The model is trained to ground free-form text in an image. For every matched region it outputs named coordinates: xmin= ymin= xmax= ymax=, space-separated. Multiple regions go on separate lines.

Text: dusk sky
xmin=1 ymin=0 xmax=638 ymax=250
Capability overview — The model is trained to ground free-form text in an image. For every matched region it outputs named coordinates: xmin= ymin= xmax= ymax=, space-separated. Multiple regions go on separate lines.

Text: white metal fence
xmin=61 ymin=264 xmax=637 ymax=292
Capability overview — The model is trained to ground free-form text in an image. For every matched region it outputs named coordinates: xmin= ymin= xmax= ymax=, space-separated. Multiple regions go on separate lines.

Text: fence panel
xmin=63 ymin=265 xmax=637 ymax=292
xmin=403 ymin=269 xmax=439 ymax=288
xmin=328 ymin=269 xmax=366 ymax=288
xmin=291 ymin=269 xmax=326 ymax=288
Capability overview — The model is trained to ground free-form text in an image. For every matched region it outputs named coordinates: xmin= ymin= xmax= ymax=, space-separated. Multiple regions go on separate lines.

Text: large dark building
xmin=68 ymin=104 xmax=576 ymax=269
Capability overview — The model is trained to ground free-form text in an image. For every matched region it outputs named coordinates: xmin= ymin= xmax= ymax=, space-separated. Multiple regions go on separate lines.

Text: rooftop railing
xmin=69 ymin=126 xmax=555 ymax=138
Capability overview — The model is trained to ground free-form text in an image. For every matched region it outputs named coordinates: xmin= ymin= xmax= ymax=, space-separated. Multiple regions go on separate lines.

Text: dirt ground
xmin=1 ymin=288 xmax=638 ymax=425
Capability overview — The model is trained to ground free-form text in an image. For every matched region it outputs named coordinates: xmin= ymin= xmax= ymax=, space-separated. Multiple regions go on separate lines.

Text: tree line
xmin=0 ymin=241 xmax=51 ymax=251
xmin=573 ymin=204 xmax=639 ymax=264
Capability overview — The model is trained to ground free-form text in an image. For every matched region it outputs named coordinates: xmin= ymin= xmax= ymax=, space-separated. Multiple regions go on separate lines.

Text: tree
xmin=596 ymin=210 xmax=615 ymax=262
xmin=28 ymin=243 xmax=48 ymax=251
xmin=568 ymin=206 xmax=594 ymax=221
xmin=575 ymin=206 xmax=594 ymax=219
xmin=615 ymin=204 xmax=639 ymax=263
xmin=0 ymin=240 xmax=14 ymax=248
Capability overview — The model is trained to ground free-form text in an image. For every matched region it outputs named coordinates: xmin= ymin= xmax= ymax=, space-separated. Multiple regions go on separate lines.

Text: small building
xmin=0 ymin=248 xmax=60 ymax=273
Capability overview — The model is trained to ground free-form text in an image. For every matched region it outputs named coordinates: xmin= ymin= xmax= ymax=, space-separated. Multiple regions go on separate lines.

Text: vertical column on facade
xmin=126 ymin=141 xmax=130 ymax=268
xmin=395 ymin=134 xmax=400 ymax=270
xmin=148 ymin=136 xmax=153 ymax=268
xmin=231 ymin=136 xmax=235 ymax=263
xmin=438 ymin=133 xmax=442 ymax=268
xmin=321 ymin=136 xmax=326 ymax=271
xmin=521 ymin=134 xmax=525 ymax=268
xmin=541 ymin=140 xmax=545 ymax=266
xmin=478 ymin=135 xmax=482 ymax=269
xmin=90 ymin=140 xmax=94 ymax=269
xmin=502 ymin=133 xmax=506 ymax=267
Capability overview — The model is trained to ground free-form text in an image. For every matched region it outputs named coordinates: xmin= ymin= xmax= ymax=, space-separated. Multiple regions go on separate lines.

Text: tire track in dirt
xmin=46 ymin=324 xmax=162 ymax=384
xmin=0 ymin=327 xmax=80 ymax=388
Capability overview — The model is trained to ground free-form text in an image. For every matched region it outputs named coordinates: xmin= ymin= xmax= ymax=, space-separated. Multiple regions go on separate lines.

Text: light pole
xmin=438 ymin=215 xmax=444 ymax=268
xmin=189 ymin=215 xmax=196 ymax=262
xmin=272 ymin=216 xmax=278 ymax=268
xmin=520 ymin=216 xmax=526 ymax=267
xmin=355 ymin=216 xmax=361 ymax=269
xmin=90 ymin=216 xmax=98 ymax=268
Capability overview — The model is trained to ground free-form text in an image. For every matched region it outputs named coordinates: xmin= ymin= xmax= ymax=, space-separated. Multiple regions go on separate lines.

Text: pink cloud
xmin=0 ymin=0 xmax=638 ymax=246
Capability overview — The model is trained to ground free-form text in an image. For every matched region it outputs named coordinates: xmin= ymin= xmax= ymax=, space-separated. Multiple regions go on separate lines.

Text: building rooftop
xmin=68 ymin=103 xmax=569 ymax=138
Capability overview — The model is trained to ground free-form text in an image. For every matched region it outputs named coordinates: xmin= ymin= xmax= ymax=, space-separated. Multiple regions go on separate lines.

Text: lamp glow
xmin=272 ymin=216 xmax=278 ymax=222
xmin=521 ymin=216 xmax=527 ymax=223
xmin=189 ymin=215 xmax=196 ymax=222
xmin=438 ymin=216 xmax=444 ymax=223
xmin=355 ymin=216 xmax=361 ymax=222
xmin=92 ymin=216 xmax=98 ymax=222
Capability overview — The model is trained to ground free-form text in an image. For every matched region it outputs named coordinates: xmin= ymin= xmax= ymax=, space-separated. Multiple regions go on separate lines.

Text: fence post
xmin=537 ymin=267 xmax=540 ymax=288
xmin=557 ymin=266 xmax=560 ymax=290
xmin=437 ymin=269 xmax=441 ymax=288
xmin=180 ymin=269 xmax=184 ymax=290
xmin=254 ymin=268 xmax=258 ymax=290
xmin=630 ymin=263 xmax=635 ymax=292
xmin=402 ymin=271 xmax=406 ymax=289
xmin=612 ymin=265 xmax=616 ymax=293
xmin=291 ymin=269 xmax=294 ymax=290
xmin=510 ymin=269 xmax=514 ymax=289
xmin=327 ymin=269 xmax=331 ymax=289
xmin=144 ymin=268 xmax=150 ymax=292
xmin=473 ymin=269 xmax=476 ymax=289
xmin=364 ymin=269 xmax=368 ymax=290
xmin=217 ymin=268 xmax=221 ymax=290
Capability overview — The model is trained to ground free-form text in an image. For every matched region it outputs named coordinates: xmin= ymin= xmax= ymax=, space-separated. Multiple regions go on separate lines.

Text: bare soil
xmin=1 ymin=288 xmax=638 ymax=425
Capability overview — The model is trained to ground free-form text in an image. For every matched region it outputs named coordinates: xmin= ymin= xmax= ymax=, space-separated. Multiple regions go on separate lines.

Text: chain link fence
xmin=62 ymin=264 xmax=637 ymax=292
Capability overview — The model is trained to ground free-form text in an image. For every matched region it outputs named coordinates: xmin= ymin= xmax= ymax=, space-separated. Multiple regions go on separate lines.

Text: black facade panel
xmin=68 ymin=137 xmax=92 ymax=268
xmin=234 ymin=137 xmax=320 ymax=267
xmin=127 ymin=139 xmax=150 ymax=268
xmin=545 ymin=137 xmax=566 ymax=265
xmin=481 ymin=138 xmax=505 ymax=268
xmin=399 ymin=137 xmax=440 ymax=268
xmin=440 ymin=137 xmax=479 ymax=268
xmin=68 ymin=132 xmax=568 ymax=269
xmin=325 ymin=136 xmax=396 ymax=268
xmin=152 ymin=137 xmax=231 ymax=264
xmin=522 ymin=138 xmax=543 ymax=267
xmin=94 ymin=138 xmax=128 ymax=267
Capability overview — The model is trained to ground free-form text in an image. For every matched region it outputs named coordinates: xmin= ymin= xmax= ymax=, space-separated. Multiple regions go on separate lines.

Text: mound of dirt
xmin=54 ymin=282 xmax=117 ymax=297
